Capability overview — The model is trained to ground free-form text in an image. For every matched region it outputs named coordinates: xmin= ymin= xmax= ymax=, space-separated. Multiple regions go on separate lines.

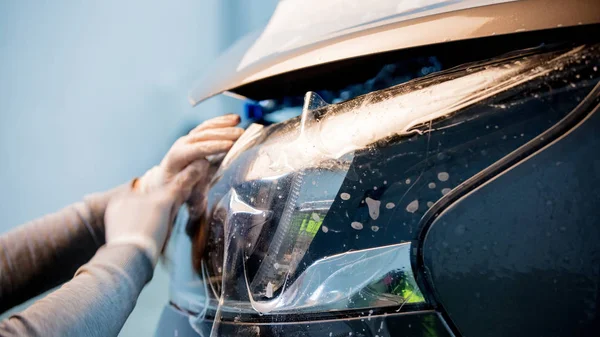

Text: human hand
xmin=134 ymin=114 xmax=243 ymax=194
xmin=105 ymin=161 xmax=208 ymax=266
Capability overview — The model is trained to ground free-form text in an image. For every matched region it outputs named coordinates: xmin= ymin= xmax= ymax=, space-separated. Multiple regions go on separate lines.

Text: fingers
xmin=168 ymin=160 xmax=210 ymax=207
xmin=186 ymin=127 xmax=244 ymax=143
xmin=164 ymin=117 xmax=242 ymax=172
xmin=179 ymin=140 xmax=235 ymax=166
xmin=189 ymin=114 xmax=241 ymax=134
xmin=165 ymin=139 xmax=234 ymax=172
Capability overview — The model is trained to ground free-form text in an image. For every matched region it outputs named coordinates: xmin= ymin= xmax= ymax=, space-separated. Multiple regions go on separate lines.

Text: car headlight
xmin=167 ymin=44 xmax=599 ymax=333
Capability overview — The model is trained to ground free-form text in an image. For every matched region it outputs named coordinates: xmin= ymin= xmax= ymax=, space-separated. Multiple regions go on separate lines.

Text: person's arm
xmin=0 ymin=114 xmax=242 ymax=336
xmin=0 ymin=244 xmax=152 ymax=337
xmin=0 ymin=160 xmax=206 ymax=337
xmin=0 ymin=184 xmax=129 ymax=314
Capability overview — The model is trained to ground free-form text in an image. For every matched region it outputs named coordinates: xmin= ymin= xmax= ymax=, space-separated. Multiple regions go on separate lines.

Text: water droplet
xmin=386 ymin=202 xmax=396 ymax=209
xmin=322 ymin=225 xmax=329 ymax=233
xmin=351 ymin=221 xmax=363 ymax=230
xmin=441 ymin=188 xmax=451 ymax=195
xmin=428 ymin=182 xmax=437 ymax=189
xmin=406 ymin=200 xmax=419 ymax=213
xmin=312 ymin=213 xmax=321 ymax=221
xmin=371 ymin=225 xmax=379 ymax=232
xmin=437 ymin=172 xmax=449 ymax=182
xmin=405 ymin=178 xmax=411 ymax=184
xmin=427 ymin=201 xmax=434 ymax=208
xmin=383 ymin=180 xmax=388 ymax=184
xmin=593 ymin=66 xmax=598 ymax=72
xmin=366 ymin=197 xmax=381 ymax=220
xmin=373 ymin=186 xmax=378 ymax=190
xmin=340 ymin=192 xmax=351 ymax=200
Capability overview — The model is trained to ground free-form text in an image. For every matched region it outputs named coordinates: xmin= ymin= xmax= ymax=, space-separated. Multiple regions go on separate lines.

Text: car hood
xmin=189 ymin=0 xmax=600 ymax=105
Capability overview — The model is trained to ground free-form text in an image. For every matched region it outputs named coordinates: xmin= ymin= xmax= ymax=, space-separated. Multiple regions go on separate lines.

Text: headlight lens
xmin=168 ymin=44 xmax=600 ymax=330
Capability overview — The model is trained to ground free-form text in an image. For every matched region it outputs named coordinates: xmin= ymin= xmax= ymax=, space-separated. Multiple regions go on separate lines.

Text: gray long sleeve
xmin=0 ymin=183 xmax=130 ymax=313
xmin=0 ymin=244 xmax=154 ymax=337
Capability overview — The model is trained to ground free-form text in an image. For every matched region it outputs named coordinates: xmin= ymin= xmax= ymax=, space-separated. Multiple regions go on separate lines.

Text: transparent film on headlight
xmin=169 ymin=44 xmax=600 ymax=336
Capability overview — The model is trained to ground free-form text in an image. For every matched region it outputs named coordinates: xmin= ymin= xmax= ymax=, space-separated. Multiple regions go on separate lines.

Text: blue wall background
xmin=0 ymin=1 xmax=278 ymax=335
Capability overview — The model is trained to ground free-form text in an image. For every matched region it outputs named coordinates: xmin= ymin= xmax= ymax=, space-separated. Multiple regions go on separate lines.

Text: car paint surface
xmin=423 ymin=101 xmax=600 ymax=337
xmin=189 ymin=0 xmax=600 ymax=105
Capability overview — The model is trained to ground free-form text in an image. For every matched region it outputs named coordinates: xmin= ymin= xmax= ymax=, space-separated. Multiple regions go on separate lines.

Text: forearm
xmin=0 ymin=245 xmax=153 ymax=337
xmin=0 ymin=183 xmax=130 ymax=313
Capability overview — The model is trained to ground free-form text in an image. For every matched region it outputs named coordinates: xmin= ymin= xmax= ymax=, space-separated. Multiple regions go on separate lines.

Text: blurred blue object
xmin=244 ymin=102 xmax=264 ymax=120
